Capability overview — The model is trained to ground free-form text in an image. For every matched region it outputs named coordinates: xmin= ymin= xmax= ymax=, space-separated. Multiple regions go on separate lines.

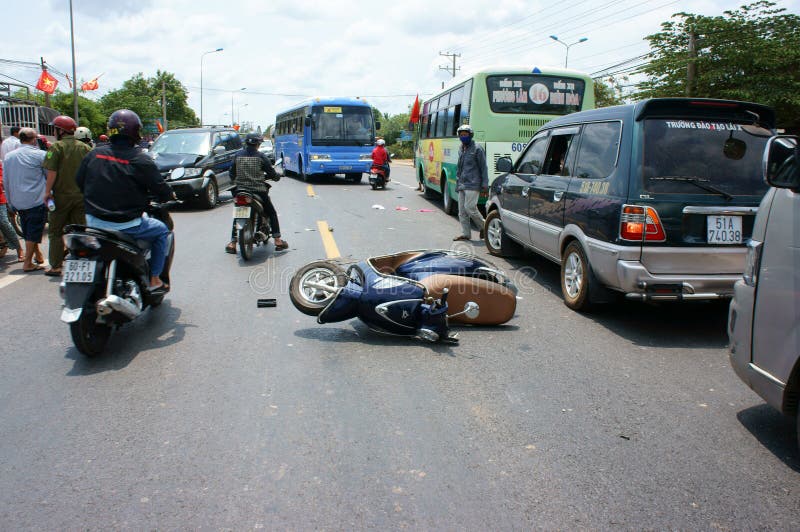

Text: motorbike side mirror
xmin=463 ymin=302 xmax=480 ymax=320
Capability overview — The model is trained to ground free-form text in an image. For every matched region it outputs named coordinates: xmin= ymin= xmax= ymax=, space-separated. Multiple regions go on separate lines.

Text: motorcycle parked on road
xmin=289 ymin=249 xmax=518 ymax=343
xmin=60 ymin=201 xmax=176 ymax=356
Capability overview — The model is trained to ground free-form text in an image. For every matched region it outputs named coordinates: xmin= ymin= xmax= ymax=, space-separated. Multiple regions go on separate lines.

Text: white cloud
xmin=4 ymin=0 xmax=797 ymax=129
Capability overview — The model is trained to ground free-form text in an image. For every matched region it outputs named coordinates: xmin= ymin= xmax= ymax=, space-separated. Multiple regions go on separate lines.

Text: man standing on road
xmin=3 ymin=128 xmax=48 ymax=271
xmin=452 ymin=124 xmax=488 ymax=242
xmin=1 ymin=127 xmax=21 ymax=160
xmin=42 ymin=115 xmax=90 ymax=276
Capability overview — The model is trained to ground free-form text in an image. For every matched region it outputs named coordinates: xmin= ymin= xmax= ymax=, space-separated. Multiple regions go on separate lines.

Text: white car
xmin=258 ymin=139 xmax=275 ymax=163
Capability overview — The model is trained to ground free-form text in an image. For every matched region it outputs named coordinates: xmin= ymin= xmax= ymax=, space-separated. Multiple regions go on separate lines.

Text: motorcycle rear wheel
xmin=70 ymin=307 xmax=112 ymax=356
xmin=239 ymin=218 xmax=254 ymax=261
xmin=290 ymin=261 xmax=348 ymax=316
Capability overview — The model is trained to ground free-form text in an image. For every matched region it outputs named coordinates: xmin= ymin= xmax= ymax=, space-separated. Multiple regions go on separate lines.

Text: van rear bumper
xmin=616 ymin=260 xmax=741 ymax=300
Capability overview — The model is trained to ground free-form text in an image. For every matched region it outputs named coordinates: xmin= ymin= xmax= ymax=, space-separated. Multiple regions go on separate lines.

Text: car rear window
xmin=642 ymin=119 xmax=770 ymax=197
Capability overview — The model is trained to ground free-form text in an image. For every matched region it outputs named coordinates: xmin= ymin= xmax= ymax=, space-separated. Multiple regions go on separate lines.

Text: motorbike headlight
xmin=359 ymin=154 xmax=372 ymax=161
xmin=310 ymin=154 xmax=331 ymax=161
xmin=64 ymin=234 xmax=101 ymax=250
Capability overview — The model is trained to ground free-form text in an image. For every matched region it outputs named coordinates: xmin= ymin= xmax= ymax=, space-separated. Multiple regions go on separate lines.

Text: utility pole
xmin=686 ymin=30 xmax=697 ymax=97
xmin=40 ymin=57 xmax=51 ymax=107
xmin=69 ymin=0 xmax=79 ymax=124
xmin=162 ymin=80 xmax=167 ymax=131
xmin=439 ymin=51 xmax=461 ymax=78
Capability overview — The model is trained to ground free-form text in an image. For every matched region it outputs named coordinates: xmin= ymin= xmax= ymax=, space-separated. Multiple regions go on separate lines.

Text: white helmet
xmin=75 ymin=126 xmax=92 ymax=141
xmin=376 ymin=139 xmax=385 ymax=146
xmin=457 ymin=124 xmax=474 ymax=135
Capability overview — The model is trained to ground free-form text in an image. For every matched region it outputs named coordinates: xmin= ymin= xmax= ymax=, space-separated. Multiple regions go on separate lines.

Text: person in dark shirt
xmin=74 ymin=109 xmax=174 ymax=291
xmin=225 ymin=133 xmax=288 ymax=253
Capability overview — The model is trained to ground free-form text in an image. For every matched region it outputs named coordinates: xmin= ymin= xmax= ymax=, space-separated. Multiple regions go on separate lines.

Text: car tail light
xmin=742 ymin=240 xmax=762 ymax=287
xmin=234 ymin=194 xmax=252 ymax=206
xmin=620 ymin=204 xmax=666 ymax=242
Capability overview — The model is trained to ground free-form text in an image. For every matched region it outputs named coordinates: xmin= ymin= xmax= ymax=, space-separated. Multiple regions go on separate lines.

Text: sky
xmin=2 ymin=0 xmax=797 ymax=131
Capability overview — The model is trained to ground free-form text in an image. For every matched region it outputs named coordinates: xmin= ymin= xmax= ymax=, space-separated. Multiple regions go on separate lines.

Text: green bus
xmin=414 ymin=66 xmax=595 ymax=214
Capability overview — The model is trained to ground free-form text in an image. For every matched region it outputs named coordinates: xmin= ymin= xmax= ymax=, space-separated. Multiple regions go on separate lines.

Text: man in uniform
xmin=42 ymin=115 xmax=91 ymax=276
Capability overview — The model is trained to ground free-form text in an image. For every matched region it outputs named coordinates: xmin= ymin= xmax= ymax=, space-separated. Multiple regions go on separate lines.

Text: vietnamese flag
xmin=409 ymin=94 xmax=420 ymax=125
xmin=36 ymin=70 xmax=58 ymax=94
xmin=81 ymin=78 xmax=99 ymax=91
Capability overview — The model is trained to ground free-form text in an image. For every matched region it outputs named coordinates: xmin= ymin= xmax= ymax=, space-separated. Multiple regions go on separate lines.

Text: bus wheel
xmin=299 ymin=158 xmax=309 ymax=182
xmin=442 ymin=178 xmax=456 ymax=215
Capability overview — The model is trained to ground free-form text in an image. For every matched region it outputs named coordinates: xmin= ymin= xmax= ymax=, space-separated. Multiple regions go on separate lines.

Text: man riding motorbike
xmin=74 ymin=109 xmax=175 ymax=291
xmin=371 ymin=138 xmax=390 ymax=182
xmin=225 ymin=133 xmax=288 ymax=253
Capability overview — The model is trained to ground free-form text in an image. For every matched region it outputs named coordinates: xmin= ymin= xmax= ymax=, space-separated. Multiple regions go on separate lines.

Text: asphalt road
xmin=0 ymin=162 xmax=798 ymax=529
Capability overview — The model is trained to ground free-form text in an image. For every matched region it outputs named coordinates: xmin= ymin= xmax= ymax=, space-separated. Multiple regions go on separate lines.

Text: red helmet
xmin=49 ymin=115 xmax=77 ymax=133
xmin=99 ymin=134 xmax=109 ymax=142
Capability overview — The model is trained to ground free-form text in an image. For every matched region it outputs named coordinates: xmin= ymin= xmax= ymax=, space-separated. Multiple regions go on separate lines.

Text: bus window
xmin=461 ymin=80 xmax=472 ymax=124
xmin=452 ymin=105 xmax=462 ymax=136
xmin=421 ymin=114 xmax=430 ymax=139
xmin=445 ymin=106 xmax=456 ymax=137
xmin=436 ymin=109 xmax=447 ymax=137
xmin=429 ymin=113 xmax=437 ymax=138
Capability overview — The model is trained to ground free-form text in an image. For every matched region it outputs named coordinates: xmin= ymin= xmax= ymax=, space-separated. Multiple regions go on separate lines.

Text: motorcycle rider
xmin=371 ymin=138 xmax=390 ymax=182
xmin=74 ymin=109 xmax=175 ymax=291
xmin=225 ymin=133 xmax=288 ymax=253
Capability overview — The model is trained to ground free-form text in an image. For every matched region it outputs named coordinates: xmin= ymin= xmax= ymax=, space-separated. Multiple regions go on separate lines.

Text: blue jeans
xmin=121 ymin=217 xmax=170 ymax=277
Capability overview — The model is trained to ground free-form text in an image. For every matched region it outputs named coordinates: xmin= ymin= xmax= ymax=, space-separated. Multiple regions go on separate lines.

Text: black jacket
xmin=76 ymin=139 xmax=173 ymax=223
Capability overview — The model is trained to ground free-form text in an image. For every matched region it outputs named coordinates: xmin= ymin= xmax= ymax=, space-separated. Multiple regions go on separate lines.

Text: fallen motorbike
xmin=289 ymin=249 xmax=517 ymax=343
xmin=232 ymin=191 xmax=272 ymax=260
xmin=60 ymin=201 xmax=176 ymax=356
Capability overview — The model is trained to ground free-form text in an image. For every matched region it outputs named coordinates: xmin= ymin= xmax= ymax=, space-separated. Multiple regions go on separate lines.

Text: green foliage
xmin=51 ymin=92 xmax=106 ymax=136
xmin=594 ymin=77 xmax=626 ymax=108
xmin=99 ymin=71 xmax=198 ymax=130
xmin=637 ymin=1 xmax=800 ymax=130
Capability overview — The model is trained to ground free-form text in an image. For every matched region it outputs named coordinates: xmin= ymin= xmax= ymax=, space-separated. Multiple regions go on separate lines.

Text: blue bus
xmin=274 ymin=97 xmax=378 ymax=182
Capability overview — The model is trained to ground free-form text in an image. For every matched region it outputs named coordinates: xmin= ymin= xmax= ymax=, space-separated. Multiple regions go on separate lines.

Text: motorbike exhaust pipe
xmin=96 ymin=294 xmax=141 ymax=320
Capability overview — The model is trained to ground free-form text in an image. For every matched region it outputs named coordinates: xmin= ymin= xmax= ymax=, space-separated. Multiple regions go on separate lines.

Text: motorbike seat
xmin=89 ymin=227 xmax=151 ymax=250
xmin=368 ymin=252 xmax=425 ymax=275
xmin=419 ymin=274 xmax=516 ymax=325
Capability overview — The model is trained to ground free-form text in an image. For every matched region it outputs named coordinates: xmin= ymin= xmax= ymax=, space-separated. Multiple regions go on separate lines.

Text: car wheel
xmin=561 ymin=240 xmax=598 ymax=311
xmin=200 ymin=179 xmax=218 ymax=209
xmin=484 ymin=210 xmax=520 ymax=257
xmin=442 ymin=177 xmax=456 ymax=215
xmin=289 ymin=261 xmax=348 ymax=316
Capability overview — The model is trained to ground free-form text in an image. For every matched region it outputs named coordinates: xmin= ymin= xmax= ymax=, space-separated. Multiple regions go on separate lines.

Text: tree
xmin=636 ymin=1 xmax=800 ymax=130
xmin=594 ymin=77 xmax=626 ymax=108
xmin=100 ymin=71 xmax=198 ymax=131
xmin=9 ymin=87 xmax=106 ymax=136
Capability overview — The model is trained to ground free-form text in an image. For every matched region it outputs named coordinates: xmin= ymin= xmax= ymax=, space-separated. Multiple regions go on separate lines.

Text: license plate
xmin=63 ymin=260 xmax=96 ymax=283
xmin=339 ymin=166 xmax=352 ymax=171
xmin=707 ymin=215 xmax=743 ymax=244
xmin=233 ymin=206 xmax=251 ymax=219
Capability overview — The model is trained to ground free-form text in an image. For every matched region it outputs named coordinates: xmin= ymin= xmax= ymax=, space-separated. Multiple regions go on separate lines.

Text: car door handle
xmin=553 ymin=191 xmax=564 ymax=202
xmin=522 ymin=186 xmax=530 ymax=198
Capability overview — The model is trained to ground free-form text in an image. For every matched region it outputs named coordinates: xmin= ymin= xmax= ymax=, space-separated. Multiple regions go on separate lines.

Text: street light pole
xmin=549 ymin=35 xmax=588 ymax=68
xmin=237 ymin=103 xmax=248 ymax=125
xmin=231 ymin=87 xmax=246 ymax=126
xmin=200 ymin=48 xmax=223 ymax=126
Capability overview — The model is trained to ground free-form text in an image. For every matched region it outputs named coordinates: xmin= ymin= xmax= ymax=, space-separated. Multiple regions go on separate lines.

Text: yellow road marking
xmin=317 ymin=220 xmax=340 ymax=259
xmin=306 ymin=185 xmax=315 ymax=197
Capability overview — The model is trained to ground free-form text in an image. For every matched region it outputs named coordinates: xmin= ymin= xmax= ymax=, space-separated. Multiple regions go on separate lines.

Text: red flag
xmin=409 ymin=94 xmax=420 ymax=124
xmin=233 ymin=124 xmax=240 ymax=131
xmin=36 ymin=70 xmax=58 ymax=94
xmin=156 ymin=120 xmax=164 ymax=133
xmin=81 ymin=78 xmax=99 ymax=91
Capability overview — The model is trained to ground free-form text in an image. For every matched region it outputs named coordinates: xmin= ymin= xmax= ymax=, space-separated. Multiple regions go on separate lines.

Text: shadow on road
xmin=65 ymin=300 xmax=195 ymax=375
xmin=498 ymin=250 xmax=730 ymax=349
xmin=293 ymin=322 xmax=463 ymax=356
xmin=737 ymin=404 xmax=800 ymax=471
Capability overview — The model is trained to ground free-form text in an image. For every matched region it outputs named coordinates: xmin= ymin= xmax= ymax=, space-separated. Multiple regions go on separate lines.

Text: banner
xmin=35 ymin=70 xmax=58 ymax=94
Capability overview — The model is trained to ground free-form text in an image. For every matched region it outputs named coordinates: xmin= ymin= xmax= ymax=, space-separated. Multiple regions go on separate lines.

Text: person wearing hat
xmin=453 ymin=124 xmax=488 ymax=242
xmin=74 ymin=126 xmax=94 ymax=148
xmin=41 ymin=115 xmax=91 ymax=275
xmin=225 ymin=133 xmax=288 ymax=254
xmin=371 ymin=138 xmax=391 ymax=182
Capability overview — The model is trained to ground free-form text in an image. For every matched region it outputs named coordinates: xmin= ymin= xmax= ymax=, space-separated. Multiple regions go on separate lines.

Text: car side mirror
xmin=213 ymin=145 xmax=226 ymax=155
xmin=496 ymin=156 xmax=513 ymax=174
xmin=304 ymin=116 xmax=312 ymax=127
xmin=764 ymin=135 xmax=799 ymax=190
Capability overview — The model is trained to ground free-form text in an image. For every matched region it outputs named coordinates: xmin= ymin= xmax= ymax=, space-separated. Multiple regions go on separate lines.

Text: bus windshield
xmin=311 ymin=105 xmax=373 ymax=146
xmin=486 ymin=75 xmax=585 ymax=115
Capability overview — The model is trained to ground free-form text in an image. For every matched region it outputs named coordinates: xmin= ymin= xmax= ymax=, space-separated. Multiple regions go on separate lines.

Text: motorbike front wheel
xmin=70 ymin=307 xmax=112 ymax=356
xmin=289 ymin=261 xmax=348 ymax=316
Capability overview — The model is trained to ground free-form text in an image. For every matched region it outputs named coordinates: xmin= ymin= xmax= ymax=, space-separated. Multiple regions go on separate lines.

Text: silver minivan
xmin=729 ymin=135 xmax=799 ymax=441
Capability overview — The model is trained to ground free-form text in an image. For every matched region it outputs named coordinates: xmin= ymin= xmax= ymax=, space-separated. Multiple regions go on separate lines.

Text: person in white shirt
xmin=1 ymin=127 xmax=22 ymax=161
